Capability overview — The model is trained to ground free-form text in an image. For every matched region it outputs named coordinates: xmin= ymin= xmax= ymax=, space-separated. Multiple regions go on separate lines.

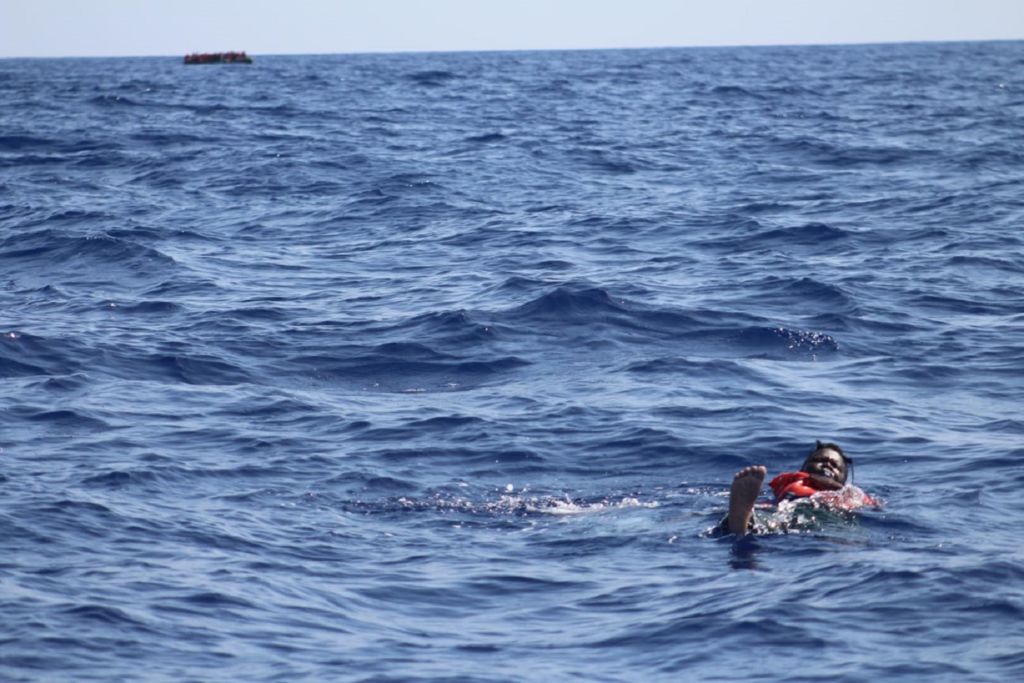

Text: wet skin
xmin=800 ymin=447 xmax=847 ymax=490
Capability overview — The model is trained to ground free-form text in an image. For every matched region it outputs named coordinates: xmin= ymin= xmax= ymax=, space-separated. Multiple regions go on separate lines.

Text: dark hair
xmin=812 ymin=440 xmax=854 ymax=484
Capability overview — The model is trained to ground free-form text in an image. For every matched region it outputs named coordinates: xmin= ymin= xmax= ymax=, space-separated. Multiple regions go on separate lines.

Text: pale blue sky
xmin=2 ymin=0 xmax=1021 ymax=58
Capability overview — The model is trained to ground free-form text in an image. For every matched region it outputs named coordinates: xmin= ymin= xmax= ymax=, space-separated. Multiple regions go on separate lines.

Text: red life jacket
xmin=769 ymin=471 xmax=822 ymax=501
xmin=769 ymin=471 xmax=877 ymax=508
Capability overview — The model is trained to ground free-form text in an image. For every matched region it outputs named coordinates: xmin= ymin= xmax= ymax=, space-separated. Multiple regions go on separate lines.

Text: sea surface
xmin=2 ymin=41 xmax=1023 ymax=682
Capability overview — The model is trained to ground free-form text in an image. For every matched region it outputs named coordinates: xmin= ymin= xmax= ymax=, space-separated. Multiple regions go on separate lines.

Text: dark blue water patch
xmin=80 ymin=470 xmax=151 ymax=489
xmin=0 ymin=230 xmax=176 ymax=288
xmin=404 ymin=69 xmax=460 ymax=87
xmin=355 ymin=415 xmax=489 ymax=442
xmin=464 ymin=132 xmax=507 ymax=144
xmin=530 ymin=259 xmax=575 ymax=271
xmin=0 ymin=332 xmax=86 ymax=378
xmin=708 ymin=84 xmax=763 ymax=99
xmin=209 ymin=395 xmax=323 ymax=421
xmin=61 ymin=604 xmax=149 ymax=628
xmin=0 ymin=136 xmax=123 ymax=162
xmin=219 ymin=306 xmax=291 ymax=322
xmin=87 ymin=93 xmax=144 ymax=107
xmin=76 ymin=460 xmax=317 ymax=497
xmin=504 ymin=284 xmax=628 ymax=320
xmin=4 ymin=209 xmax=113 ymax=232
xmin=112 ymin=300 xmax=184 ymax=315
xmin=500 ymin=284 xmax=705 ymax=337
xmin=757 ymin=221 xmax=853 ymax=245
xmin=495 ymin=284 xmax=839 ymax=359
xmin=20 ymin=407 xmax=111 ymax=430
xmin=367 ymin=309 xmax=501 ymax=347
xmin=18 ymin=498 xmax=129 ymax=545
xmin=464 ymin=573 xmax=595 ymax=598
xmin=890 ymin=361 xmax=963 ymax=383
xmin=177 ymin=591 xmax=257 ymax=610
xmin=737 ymin=276 xmax=861 ymax=316
xmin=773 ymin=135 xmax=940 ymax=168
xmin=322 ymin=471 xmax=419 ymax=496
xmin=142 ymin=277 xmax=224 ymax=299
xmin=569 ymin=148 xmax=640 ymax=174
xmin=285 ymin=341 xmax=528 ymax=392
xmin=127 ymin=166 xmax=193 ymax=189
xmin=350 ymin=445 xmax=546 ymax=471
xmin=799 ymin=311 xmax=855 ymax=332
xmin=695 ymin=221 xmax=859 ymax=253
xmin=0 ymin=354 xmax=48 ymax=378
xmin=105 ymin=225 xmax=215 ymax=243
xmin=105 ymin=352 xmax=253 ymax=386
xmin=909 ymin=291 xmax=1014 ymax=315
xmin=579 ymin=426 xmax=687 ymax=466
xmin=627 ymin=358 xmax=783 ymax=395
xmin=944 ymin=254 xmax=1024 ymax=275
xmin=0 ymin=134 xmax=59 ymax=151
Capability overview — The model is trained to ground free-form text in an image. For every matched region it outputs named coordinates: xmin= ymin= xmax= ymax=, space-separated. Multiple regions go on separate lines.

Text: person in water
xmin=722 ymin=440 xmax=874 ymax=537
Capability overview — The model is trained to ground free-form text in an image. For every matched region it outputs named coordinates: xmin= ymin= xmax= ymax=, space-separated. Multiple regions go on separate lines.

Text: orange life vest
xmin=770 ymin=471 xmax=877 ymax=508
xmin=770 ymin=471 xmax=828 ymax=501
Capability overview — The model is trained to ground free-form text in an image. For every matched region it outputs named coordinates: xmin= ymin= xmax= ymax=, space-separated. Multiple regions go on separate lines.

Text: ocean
xmin=2 ymin=41 xmax=1023 ymax=682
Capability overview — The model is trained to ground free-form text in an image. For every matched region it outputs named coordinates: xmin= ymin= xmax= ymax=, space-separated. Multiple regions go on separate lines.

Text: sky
xmin=1 ymin=0 xmax=1022 ymax=58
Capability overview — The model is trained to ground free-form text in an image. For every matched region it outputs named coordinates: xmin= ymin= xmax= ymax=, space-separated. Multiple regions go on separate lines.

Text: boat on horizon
xmin=183 ymin=51 xmax=252 ymax=64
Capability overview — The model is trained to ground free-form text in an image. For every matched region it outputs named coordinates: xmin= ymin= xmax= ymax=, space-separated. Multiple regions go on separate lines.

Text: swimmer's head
xmin=802 ymin=440 xmax=851 ymax=485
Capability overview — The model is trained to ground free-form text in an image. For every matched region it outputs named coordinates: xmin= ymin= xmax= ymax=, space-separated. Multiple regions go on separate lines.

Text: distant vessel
xmin=183 ymin=51 xmax=252 ymax=65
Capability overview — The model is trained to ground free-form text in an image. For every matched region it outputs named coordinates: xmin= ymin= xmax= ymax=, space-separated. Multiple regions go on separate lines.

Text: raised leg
xmin=728 ymin=465 xmax=766 ymax=537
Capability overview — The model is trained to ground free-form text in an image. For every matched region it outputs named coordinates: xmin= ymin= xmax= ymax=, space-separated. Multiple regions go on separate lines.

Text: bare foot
xmin=728 ymin=465 xmax=767 ymax=537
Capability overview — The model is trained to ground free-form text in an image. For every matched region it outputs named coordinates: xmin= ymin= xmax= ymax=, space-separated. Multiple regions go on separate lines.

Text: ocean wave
xmin=287 ymin=343 xmax=529 ymax=392
xmin=495 ymin=283 xmax=838 ymax=359
xmin=0 ymin=331 xmax=82 ymax=378
xmin=113 ymin=300 xmax=184 ymax=315
xmin=697 ymin=221 xmax=855 ymax=251
xmin=0 ymin=134 xmax=59 ymax=151
xmin=0 ymin=229 xmax=176 ymax=273
xmin=770 ymin=135 xmax=936 ymax=168
xmin=61 ymin=604 xmax=147 ymax=627
xmin=464 ymin=132 xmax=507 ymax=144
xmin=752 ymin=276 xmax=860 ymax=313
xmin=87 ymin=94 xmax=143 ymax=107
xmin=708 ymin=84 xmax=762 ymax=98
xmin=505 ymin=284 xmax=634 ymax=322
xmin=569 ymin=148 xmax=639 ymax=174
xmin=404 ymin=70 xmax=459 ymax=86
xmin=89 ymin=351 xmax=253 ymax=386
xmin=21 ymin=408 xmax=111 ymax=429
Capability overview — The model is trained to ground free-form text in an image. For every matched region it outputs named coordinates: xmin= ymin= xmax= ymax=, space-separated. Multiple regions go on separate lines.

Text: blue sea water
xmin=2 ymin=41 xmax=1023 ymax=682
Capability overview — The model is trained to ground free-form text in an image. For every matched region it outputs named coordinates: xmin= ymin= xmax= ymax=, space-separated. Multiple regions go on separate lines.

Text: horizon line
xmin=2 ymin=36 xmax=1021 ymax=60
